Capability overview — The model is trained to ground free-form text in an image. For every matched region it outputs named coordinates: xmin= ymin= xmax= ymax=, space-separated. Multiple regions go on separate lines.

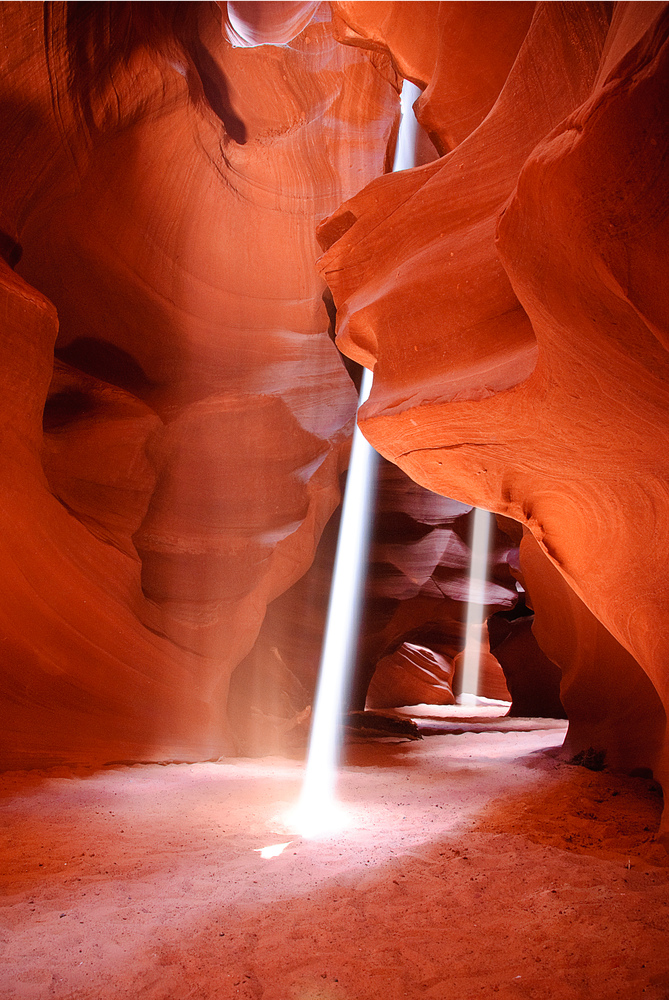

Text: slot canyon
xmin=1 ymin=2 xmax=669 ymax=998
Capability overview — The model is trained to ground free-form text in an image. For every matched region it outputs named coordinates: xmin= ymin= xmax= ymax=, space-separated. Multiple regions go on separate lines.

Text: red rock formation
xmin=352 ymin=458 xmax=515 ymax=708
xmin=366 ymin=642 xmax=456 ymax=710
xmin=330 ymin=2 xmax=536 ymax=152
xmin=487 ymin=515 xmax=565 ymax=718
xmin=520 ymin=531 xmax=665 ymax=770
xmin=487 ymin=611 xmax=566 ymax=720
xmin=227 ymin=450 xmax=522 ymax=748
xmin=226 ymin=487 xmax=341 ymax=753
xmin=0 ymin=259 xmax=218 ymax=766
xmin=319 ymin=1 xmax=669 ymax=833
xmin=2 ymin=0 xmax=668 ymax=857
xmin=0 ymin=2 xmax=398 ymax=765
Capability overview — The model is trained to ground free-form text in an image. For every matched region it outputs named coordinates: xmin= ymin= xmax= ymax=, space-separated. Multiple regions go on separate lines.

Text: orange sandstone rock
xmin=0 ymin=1 xmax=398 ymax=765
xmin=366 ymin=642 xmax=456 ymax=710
xmin=319 ymin=1 xmax=669 ymax=831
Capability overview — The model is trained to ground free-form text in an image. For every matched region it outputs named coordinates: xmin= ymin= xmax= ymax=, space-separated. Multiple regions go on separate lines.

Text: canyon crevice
xmin=0 ymin=1 xmax=668 ymax=849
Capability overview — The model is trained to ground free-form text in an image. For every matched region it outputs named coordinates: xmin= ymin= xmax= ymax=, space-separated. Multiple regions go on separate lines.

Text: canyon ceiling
xmin=0 ymin=1 xmax=668 ymax=845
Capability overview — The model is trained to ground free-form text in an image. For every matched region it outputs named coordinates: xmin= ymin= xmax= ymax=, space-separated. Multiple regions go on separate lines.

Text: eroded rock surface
xmin=0 ymin=1 xmax=398 ymax=765
xmin=366 ymin=642 xmax=456 ymax=710
xmin=1 ymin=0 xmax=667 ymax=853
xmin=353 ymin=459 xmax=515 ymax=709
xmin=319 ymin=1 xmax=669 ymax=828
xmin=229 ymin=456 xmax=516 ymax=751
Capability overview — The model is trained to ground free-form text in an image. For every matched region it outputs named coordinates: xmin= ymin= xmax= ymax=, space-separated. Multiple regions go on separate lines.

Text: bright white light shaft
xmin=297 ymin=369 xmax=377 ymax=832
xmin=459 ymin=508 xmax=492 ymax=703
xmin=394 ymin=81 xmax=421 ymax=171
xmin=294 ymin=81 xmax=420 ymax=838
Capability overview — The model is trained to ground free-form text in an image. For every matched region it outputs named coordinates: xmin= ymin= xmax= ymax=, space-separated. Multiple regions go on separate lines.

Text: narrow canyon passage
xmin=2 ymin=722 xmax=668 ymax=1000
xmin=1 ymin=5 xmax=669 ymax=997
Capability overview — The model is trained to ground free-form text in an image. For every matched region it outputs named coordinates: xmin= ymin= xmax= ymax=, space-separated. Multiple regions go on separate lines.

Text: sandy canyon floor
xmin=1 ymin=712 xmax=668 ymax=1000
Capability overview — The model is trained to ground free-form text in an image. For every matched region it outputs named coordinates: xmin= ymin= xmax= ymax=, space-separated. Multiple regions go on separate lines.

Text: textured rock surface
xmin=0 ymin=1 xmax=398 ymax=765
xmin=1 ymin=0 xmax=667 ymax=860
xmin=520 ymin=531 xmax=665 ymax=773
xmin=230 ymin=456 xmax=515 ymax=749
xmin=353 ymin=459 xmax=515 ymax=708
xmin=331 ymin=1 xmax=536 ymax=153
xmin=487 ymin=611 xmax=566 ymax=720
xmin=319 ymin=1 xmax=669 ymax=827
xmin=487 ymin=515 xmax=565 ymax=719
xmin=366 ymin=642 xmax=456 ymax=710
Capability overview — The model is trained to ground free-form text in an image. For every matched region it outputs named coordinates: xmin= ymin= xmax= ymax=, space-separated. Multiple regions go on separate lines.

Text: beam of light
xmin=288 ymin=81 xmax=422 ymax=839
xmin=394 ymin=80 xmax=420 ymax=171
xmin=289 ymin=368 xmax=377 ymax=838
xmin=459 ymin=508 xmax=493 ymax=706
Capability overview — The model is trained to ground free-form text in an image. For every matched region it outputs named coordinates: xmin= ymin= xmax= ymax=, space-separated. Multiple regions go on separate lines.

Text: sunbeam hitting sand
xmin=2 ymin=721 xmax=668 ymax=1000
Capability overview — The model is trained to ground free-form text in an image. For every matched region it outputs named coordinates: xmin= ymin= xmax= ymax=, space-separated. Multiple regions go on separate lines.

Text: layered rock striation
xmin=319 ymin=1 xmax=669 ymax=830
xmin=229 ymin=456 xmax=519 ymax=751
xmin=0 ymin=1 xmax=398 ymax=765
xmin=1 ymin=0 xmax=667 ymax=852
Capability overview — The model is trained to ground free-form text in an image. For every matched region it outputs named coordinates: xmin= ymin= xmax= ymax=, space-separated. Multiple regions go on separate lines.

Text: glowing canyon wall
xmin=1 ymin=1 xmax=668 ymax=842
xmin=320 ymin=1 xmax=669 ymax=802
xmin=0 ymin=0 xmax=398 ymax=765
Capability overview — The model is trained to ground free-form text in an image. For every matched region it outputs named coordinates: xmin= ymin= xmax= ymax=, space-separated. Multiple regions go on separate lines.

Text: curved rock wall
xmin=0 ymin=1 xmax=398 ymax=765
xmin=229 ymin=456 xmax=518 ymax=751
xmin=1 ymin=0 xmax=667 ymax=850
xmin=353 ymin=458 xmax=516 ymax=709
xmin=319 ymin=1 xmax=669 ymax=830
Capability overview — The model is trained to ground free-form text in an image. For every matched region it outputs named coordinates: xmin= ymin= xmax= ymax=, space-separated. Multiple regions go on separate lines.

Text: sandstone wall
xmin=1 ymin=1 xmax=667 ymax=851
xmin=319 ymin=2 xmax=669 ymax=831
xmin=0 ymin=1 xmax=397 ymax=765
